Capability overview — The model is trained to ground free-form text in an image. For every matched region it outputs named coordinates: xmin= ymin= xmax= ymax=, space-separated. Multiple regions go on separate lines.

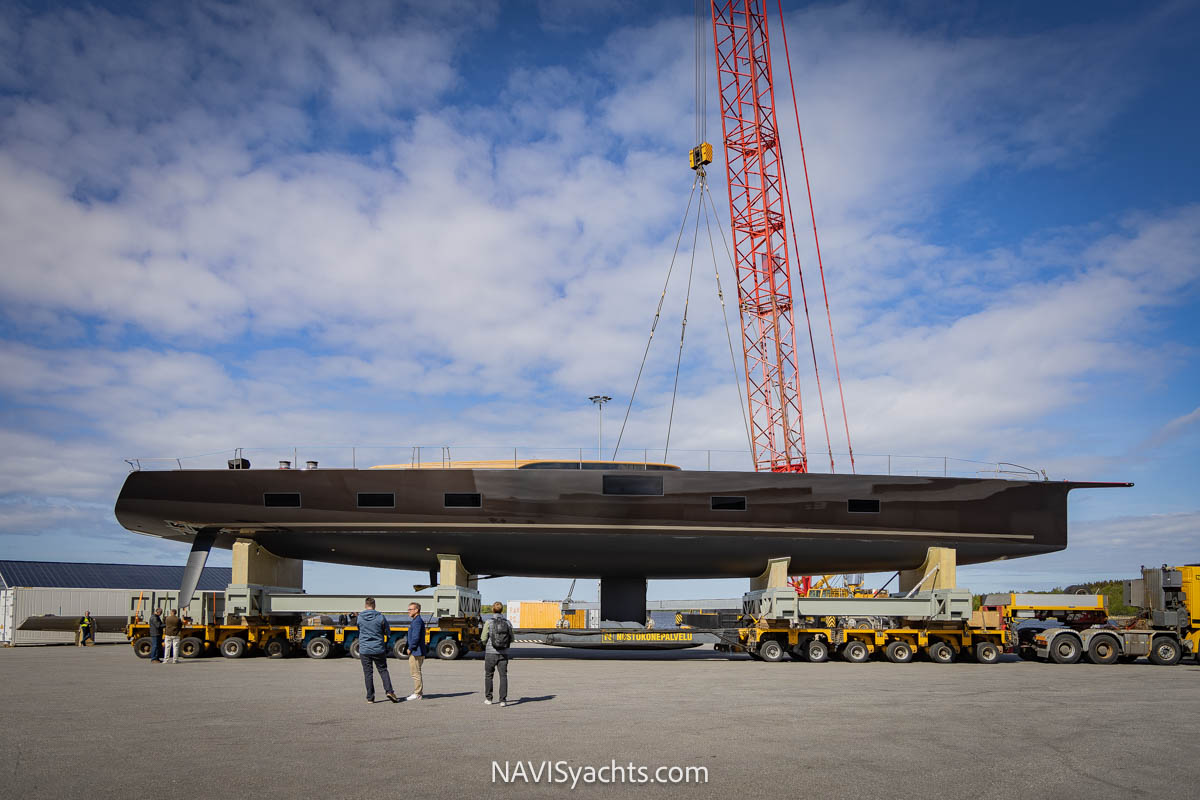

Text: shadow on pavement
xmin=507 ymin=694 xmax=555 ymax=705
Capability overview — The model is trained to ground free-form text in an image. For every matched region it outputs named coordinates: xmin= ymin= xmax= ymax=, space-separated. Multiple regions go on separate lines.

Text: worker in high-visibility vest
xmin=77 ymin=611 xmax=95 ymax=646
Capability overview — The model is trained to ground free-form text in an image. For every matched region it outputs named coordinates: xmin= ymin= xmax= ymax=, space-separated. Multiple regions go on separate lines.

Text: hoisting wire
xmin=694 ymin=0 xmax=707 ymax=146
xmin=700 ymin=178 xmax=755 ymax=461
xmin=777 ymin=154 xmax=836 ymax=473
xmin=663 ymin=185 xmax=705 ymax=462
xmin=611 ymin=174 xmax=701 ymax=460
xmin=776 ymin=0 xmax=855 ymax=473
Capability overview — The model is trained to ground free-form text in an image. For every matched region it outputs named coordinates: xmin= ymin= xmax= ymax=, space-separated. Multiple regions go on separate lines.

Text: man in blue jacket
xmin=357 ymin=598 xmax=398 ymax=703
xmin=405 ymin=602 xmax=427 ymax=700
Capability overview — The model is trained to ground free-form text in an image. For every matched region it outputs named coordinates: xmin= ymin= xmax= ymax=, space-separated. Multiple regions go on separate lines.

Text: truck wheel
xmin=393 ymin=639 xmax=410 ymax=659
xmin=180 ymin=637 xmax=205 ymax=659
xmin=436 ymin=637 xmax=461 ymax=660
xmin=1086 ymin=636 xmax=1119 ymax=665
xmin=1049 ymin=635 xmax=1081 ymax=664
xmin=758 ymin=639 xmax=784 ymax=663
xmin=349 ymin=639 xmax=362 ymax=659
xmin=927 ymin=641 xmax=956 ymax=664
xmin=1118 ymin=654 xmax=1140 ymax=664
xmin=841 ymin=640 xmax=869 ymax=663
xmin=884 ymin=640 xmax=914 ymax=663
xmin=306 ymin=637 xmax=333 ymax=659
xmin=806 ymin=639 xmax=830 ymax=663
xmin=132 ymin=636 xmax=153 ymax=658
xmin=265 ymin=638 xmax=291 ymax=659
xmin=220 ymin=637 xmax=247 ymax=659
xmin=1148 ymin=637 xmax=1182 ymax=666
xmin=974 ymin=641 xmax=1000 ymax=665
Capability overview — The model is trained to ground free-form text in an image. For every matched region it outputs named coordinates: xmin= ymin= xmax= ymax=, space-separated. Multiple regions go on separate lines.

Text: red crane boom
xmin=710 ymin=0 xmax=806 ymax=473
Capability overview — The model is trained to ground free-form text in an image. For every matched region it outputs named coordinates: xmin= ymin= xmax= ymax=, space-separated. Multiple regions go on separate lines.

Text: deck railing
xmin=125 ymin=446 xmax=1046 ymax=480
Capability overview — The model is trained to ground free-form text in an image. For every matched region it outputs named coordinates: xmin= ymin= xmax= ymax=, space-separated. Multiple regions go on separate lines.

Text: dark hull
xmin=114 ymin=469 xmax=1123 ymax=579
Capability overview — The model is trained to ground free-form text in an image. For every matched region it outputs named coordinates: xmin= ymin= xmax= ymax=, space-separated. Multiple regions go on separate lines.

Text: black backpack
xmin=490 ymin=617 xmax=513 ymax=650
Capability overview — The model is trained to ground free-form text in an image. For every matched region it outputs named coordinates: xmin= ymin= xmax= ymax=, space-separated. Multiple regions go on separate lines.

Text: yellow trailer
xmin=735 ymin=620 xmax=1007 ymax=664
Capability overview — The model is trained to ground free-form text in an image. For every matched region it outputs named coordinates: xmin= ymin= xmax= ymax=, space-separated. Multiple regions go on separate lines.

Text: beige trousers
xmin=409 ymin=655 xmax=424 ymax=695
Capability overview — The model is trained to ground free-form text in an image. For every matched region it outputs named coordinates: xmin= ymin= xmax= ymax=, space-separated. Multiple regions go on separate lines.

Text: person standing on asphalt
xmin=162 ymin=608 xmax=183 ymax=664
xmin=482 ymin=602 xmax=513 ymax=707
xmin=405 ymin=602 xmax=427 ymax=700
xmin=77 ymin=611 xmax=94 ymax=646
xmin=148 ymin=608 xmax=164 ymax=663
xmin=357 ymin=598 xmax=398 ymax=704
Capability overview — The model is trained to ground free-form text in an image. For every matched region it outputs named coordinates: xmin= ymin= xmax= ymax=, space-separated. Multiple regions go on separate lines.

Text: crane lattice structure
xmin=710 ymin=0 xmax=806 ymax=473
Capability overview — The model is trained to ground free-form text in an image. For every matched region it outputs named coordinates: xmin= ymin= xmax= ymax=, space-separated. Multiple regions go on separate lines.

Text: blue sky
xmin=1 ymin=0 xmax=1197 ymax=604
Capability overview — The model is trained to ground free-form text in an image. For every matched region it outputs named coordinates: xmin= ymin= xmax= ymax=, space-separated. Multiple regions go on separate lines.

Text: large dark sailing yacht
xmin=115 ymin=458 xmax=1128 ymax=580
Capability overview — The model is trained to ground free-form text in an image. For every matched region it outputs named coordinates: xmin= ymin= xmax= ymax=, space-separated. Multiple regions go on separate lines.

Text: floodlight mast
xmin=589 ymin=395 xmax=612 ymax=460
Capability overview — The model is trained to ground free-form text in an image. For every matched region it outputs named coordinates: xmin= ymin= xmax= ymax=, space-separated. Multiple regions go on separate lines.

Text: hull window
xmin=263 ymin=492 xmax=301 ymax=508
xmin=848 ymin=498 xmax=881 ymax=513
xmin=602 ymin=475 xmax=664 ymax=496
xmin=711 ymin=496 xmax=747 ymax=511
xmin=357 ymin=492 xmax=395 ymax=508
xmin=445 ymin=492 xmax=482 ymax=508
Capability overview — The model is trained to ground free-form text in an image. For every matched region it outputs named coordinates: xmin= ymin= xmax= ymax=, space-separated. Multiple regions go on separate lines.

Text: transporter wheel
xmin=884 ymin=640 xmax=914 ymax=664
xmin=1118 ymin=654 xmax=1140 ymax=664
xmin=179 ymin=637 xmax=205 ymax=659
xmin=306 ymin=637 xmax=333 ymax=659
xmin=805 ymin=639 xmax=830 ymax=663
xmin=265 ymin=638 xmax=291 ymax=659
xmin=349 ymin=639 xmax=361 ymax=659
xmin=758 ymin=639 xmax=785 ymax=663
xmin=220 ymin=637 xmax=247 ymax=659
xmin=436 ymin=637 xmax=461 ymax=660
xmin=1148 ymin=637 xmax=1182 ymax=666
xmin=132 ymin=636 xmax=153 ymax=659
xmin=1049 ymin=635 xmax=1081 ymax=665
xmin=393 ymin=639 xmax=410 ymax=659
xmin=841 ymin=640 xmax=869 ymax=663
xmin=974 ymin=641 xmax=1000 ymax=665
xmin=927 ymin=641 xmax=956 ymax=664
xmin=1086 ymin=636 xmax=1119 ymax=665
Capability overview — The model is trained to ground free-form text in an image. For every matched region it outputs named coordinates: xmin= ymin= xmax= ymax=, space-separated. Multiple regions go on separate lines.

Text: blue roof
xmin=0 ymin=560 xmax=231 ymax=591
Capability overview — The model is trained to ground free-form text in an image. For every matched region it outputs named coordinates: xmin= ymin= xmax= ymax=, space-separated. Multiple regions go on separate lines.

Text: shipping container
xmin=505 ymin=601 xmax=593 ymax=629
xmin=4 ymin=587 xmax=136 ymax=645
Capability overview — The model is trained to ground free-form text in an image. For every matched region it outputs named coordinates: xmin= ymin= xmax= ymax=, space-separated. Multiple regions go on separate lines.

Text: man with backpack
xmin=482 ymin=601 xmax=513 ymax=707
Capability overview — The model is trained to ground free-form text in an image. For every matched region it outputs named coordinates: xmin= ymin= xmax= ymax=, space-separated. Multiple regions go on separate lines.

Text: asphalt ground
xmin=1 ymin=643 xmax=1196 ymax=799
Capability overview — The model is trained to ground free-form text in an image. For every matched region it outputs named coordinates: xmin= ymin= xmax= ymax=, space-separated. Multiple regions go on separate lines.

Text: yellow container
xmin=510 ymin=602 xmax=586 ymax=628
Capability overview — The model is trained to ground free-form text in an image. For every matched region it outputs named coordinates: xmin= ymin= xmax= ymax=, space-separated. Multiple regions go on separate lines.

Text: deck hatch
xmin=711 ymin=496 xmax=747 ymax=511
xmin=263 ymin=492 xmax=301 ymax=508
xmin=444 ymin=492 xmax=482 ymax=508
xmin=602 ymin=475 xmax=664 ymax=496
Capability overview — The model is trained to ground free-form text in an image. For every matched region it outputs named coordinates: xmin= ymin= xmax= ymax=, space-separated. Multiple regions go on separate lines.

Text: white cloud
xmin=0 ymin=2 xmax=1196 ymax=592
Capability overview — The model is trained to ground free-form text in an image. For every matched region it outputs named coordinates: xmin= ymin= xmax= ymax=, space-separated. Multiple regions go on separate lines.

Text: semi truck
xmin=1023 ymin=565 xmax=1198 ymax=665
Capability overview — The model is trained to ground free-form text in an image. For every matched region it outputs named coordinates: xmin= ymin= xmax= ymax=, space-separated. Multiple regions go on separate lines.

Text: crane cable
xmin=701 ymin=179 xmax=755 ymax=460
xmin=613 ymin=0 xmax=754 ymax=465
xmin=694 ymin=0 xmax=706 ymax=146
xmin=611 ymin=175 xmax=700 ymax=460
xmin=662 ymin=192 xmax=704 ymax=461
xmin=775 ymin=0 xmax=855 ymax=473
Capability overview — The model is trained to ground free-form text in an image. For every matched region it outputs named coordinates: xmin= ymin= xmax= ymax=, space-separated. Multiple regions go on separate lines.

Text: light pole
xmin=588 ymin=395 xmax=611 ymax=461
